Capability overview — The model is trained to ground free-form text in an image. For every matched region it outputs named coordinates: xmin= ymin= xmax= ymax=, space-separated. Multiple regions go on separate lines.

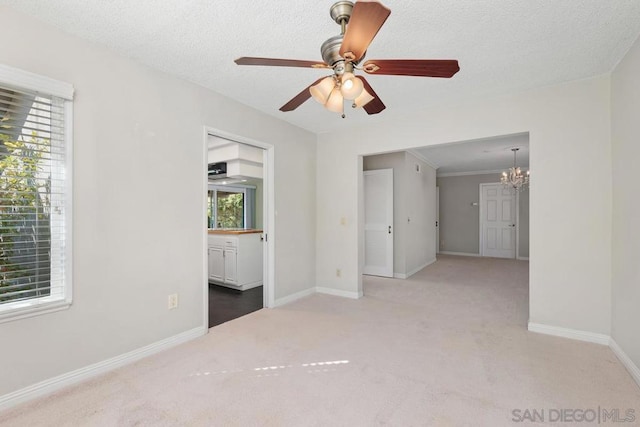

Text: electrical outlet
xmin=168 ymin=293 xmax=179 ymax=310
xmin=336 ymin=269 xmax=341 ymax=278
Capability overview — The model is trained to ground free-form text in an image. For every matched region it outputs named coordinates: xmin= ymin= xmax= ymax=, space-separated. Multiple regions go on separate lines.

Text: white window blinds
xmin=0 ymin=71 xmax=72 ymax=320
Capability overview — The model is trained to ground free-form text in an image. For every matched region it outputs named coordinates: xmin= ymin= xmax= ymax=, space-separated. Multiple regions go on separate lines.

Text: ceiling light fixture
xmin=501 ymin=148 xmax=530 ymax=191
xmin=340 ymin=72 xmax=364 ymax=100
xmin=310 ymin=67 xmax=368 ymax=118
xmin=353 ymin=88 xmax=374 ymax=108
xmin=235 ymin=0 xmax=461 ymax=117
xmin=310 ymin=76 xmax=335 ymax=104
xmin=324 ymin=87 xmax=344 ymax=114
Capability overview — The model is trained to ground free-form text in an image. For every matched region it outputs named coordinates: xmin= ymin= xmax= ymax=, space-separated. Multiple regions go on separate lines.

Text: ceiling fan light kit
xmin=310 ymin=76 xmax=336 ymax=104
xmin=340 ymin=72 xmax=364 ymax=100
xmin=353 ymin=87 xmax=374 ymax=108
xmin=325 ymin=87 xmax=345 ymax=114
xmin=234 ymin=0 xmax=460 ymax=117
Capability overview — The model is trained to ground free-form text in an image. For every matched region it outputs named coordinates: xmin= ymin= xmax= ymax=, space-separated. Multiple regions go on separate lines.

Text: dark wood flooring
xmin=208 ymin=284 xmax=263 ymax=328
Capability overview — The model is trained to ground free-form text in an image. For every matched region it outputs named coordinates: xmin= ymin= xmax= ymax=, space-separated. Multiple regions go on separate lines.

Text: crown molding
xmin=406 ymin=149 xmax=439 ymax=170
xmin=437 ymin=167 xmax=529 ymax=178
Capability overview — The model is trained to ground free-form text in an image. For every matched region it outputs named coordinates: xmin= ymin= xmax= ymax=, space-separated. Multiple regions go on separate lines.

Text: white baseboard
xmin=394 ymin=258 xmax=437 ymax=279
xmin=610 ymin=339 xmax=640 ymax=389
xmin=209 ymin=281 xmax=262 ymax=291
xmin=0 ymin=326 xmax=207 ymax=412
xmin=316 ymin=287 xmax=363 ymax=299
xmin=527 ymin=322 xmax=610 ymax=345
xmin=517 ymin=256 xmax=530 ymax=261
xmin=238 ymin=281 xmax=263 ymax=291
xmin=272 ymin=287 xmax=315 ymax=307
xmin=438 ymin=251 xmax=481 ymax=257
xmin=407 ymin=258 xmax=437 ymax=277
xmin=273 ymin=286 xmax=363 ymax=308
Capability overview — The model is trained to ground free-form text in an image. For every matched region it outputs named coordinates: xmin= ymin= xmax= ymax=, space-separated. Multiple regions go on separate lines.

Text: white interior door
xmin=364 ymin=169 xmax=393 ymax=277
xmin=480 ymin=183 xmax=516 ymax=259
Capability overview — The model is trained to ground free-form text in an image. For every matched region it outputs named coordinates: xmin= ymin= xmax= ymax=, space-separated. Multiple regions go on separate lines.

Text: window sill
xmin=0 ymin=299 xmax=72 ymax=324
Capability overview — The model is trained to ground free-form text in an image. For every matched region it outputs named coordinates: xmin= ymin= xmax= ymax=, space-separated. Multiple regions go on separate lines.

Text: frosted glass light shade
xmin=353 ymin=88 xmax=374 ymax=108
xmin=340 ymin=72 xmax=364 ymax=100
xmin=325 ymin=88 xmax=344 ymax=113
xmin=310 ymin=77 xmax=335 ymax=104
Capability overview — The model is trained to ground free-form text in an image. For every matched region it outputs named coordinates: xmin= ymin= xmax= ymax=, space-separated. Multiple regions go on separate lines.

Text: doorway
xmin=203 ymin=128 xmax=274 ymax=328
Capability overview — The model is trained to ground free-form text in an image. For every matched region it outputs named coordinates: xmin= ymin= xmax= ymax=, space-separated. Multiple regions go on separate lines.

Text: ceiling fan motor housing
xmin=321 ymin=35 xmax=362 ymax=76
xmin=321 ymin=35 xmax=345 ymax=67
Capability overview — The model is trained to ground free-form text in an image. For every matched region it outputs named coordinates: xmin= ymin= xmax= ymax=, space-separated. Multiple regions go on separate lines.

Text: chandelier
xmin=501 ymin=148 xmax=530 ymax=191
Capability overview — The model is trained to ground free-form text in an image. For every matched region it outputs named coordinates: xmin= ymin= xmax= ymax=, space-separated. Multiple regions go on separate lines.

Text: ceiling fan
xmin=234 ymin=1 xmax=460 ymax=117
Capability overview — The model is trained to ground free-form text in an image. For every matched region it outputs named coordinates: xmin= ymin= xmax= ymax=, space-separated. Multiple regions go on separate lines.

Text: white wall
xmin=317 ymin=75 xmax=612 ymax=335
xmin=404 ymin=152 xmax=437 ymax=274
xmin=611 ymin=35 xmax=640 ymax=371
xmin=0 ymin=7 xmax=316 ymax=397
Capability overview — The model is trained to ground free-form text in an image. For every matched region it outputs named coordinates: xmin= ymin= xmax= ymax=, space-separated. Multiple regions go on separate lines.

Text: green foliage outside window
xmin=0 ymin=134 xmax=51 ymax=302
xmin=216 ymin=192 xmax=244 ymax=228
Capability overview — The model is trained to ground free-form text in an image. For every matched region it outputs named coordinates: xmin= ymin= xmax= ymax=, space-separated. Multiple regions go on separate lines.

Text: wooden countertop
xmin=208 ymin=229 xmax=263 ymax=235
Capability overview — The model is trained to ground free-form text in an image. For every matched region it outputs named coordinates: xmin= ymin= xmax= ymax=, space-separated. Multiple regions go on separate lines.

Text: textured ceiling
xmin=415 ymin=133 xmax=529 ymax=175
xmin=2 ymin=1 xmax=640 ymax=134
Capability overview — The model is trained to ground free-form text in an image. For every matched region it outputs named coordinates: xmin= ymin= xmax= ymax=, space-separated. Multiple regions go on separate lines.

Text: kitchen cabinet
xmin=223 ymin=247 xmax=237 ymax=284
xmin=207 ymin=232 xmax=262 ymax=290
xmin=208 ymin=246 xmax=224 ymax=282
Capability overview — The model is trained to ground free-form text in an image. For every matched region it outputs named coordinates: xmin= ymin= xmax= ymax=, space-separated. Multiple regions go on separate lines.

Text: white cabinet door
xmin=208 ymin=246 xmax=224 ymax=282
xmin=224 ymin=247 xmax=237 ymax=284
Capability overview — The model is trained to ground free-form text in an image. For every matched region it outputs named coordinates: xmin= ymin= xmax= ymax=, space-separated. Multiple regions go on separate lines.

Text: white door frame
xmin=202 ymin=126 xmax=275 ymax=331
xmin=479 ymin=182 xmax=520 ymax=259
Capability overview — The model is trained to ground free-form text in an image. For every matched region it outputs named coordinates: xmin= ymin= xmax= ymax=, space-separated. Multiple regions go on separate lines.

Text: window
xmin=207 ymin=185 xmax=256 ymax=229
xmin=215 ymin=190 xmax=245 ymax=228
xmin=0 ymin=64 xmax=73 ymax=322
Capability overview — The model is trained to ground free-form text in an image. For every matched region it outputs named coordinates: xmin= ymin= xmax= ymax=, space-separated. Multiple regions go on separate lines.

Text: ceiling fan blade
xmin=339 ymin=1 xmax=391 ymax=62
xmin=356 ymin=76 xmax=385 ymax=114
xmin=362 ymin=59 xmax=460 ymax=78
xmin=279 ymin=77 xmax=325 ymax=112
xmin=235 ymin=57 xmax=328 ymax=68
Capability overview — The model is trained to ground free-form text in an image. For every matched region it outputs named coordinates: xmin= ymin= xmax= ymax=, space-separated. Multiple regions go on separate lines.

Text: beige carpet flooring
xmin=1 ymin=255 xmax=639 ymax=426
